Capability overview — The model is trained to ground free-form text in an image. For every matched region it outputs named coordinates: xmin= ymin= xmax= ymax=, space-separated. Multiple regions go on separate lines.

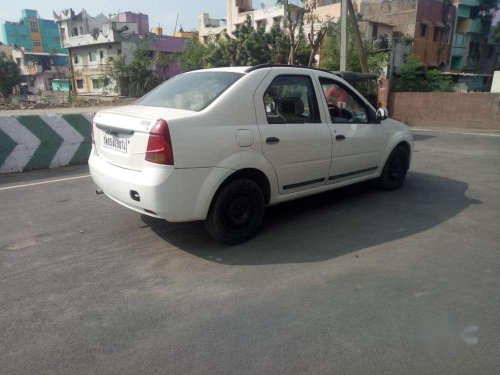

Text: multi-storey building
xmin=450 ymin=0 xmax=492 ymax=72
xmin=11 ymin=49 xmax=69 ymax=94
xmin=53 ymin=9 xmax=189 ymax=95
xmin=361 ymin=0 xmax=455 ymax=69
xmin=1 ymin=9 xmax=65 ymax=54
xmin=198 ymin=0 xmax=341 ymax=43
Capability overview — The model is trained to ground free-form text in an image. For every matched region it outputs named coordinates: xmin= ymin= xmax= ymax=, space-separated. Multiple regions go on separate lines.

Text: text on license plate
xmin=102 ymin=134 xmax=128 ymax=153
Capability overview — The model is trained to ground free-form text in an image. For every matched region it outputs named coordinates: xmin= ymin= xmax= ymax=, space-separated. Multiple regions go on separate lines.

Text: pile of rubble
xmin=0 ymin=96 xmax=137 ymax=111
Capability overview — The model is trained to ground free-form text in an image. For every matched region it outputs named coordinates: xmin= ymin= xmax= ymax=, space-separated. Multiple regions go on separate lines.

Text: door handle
xmin=336 ymin=135 xmax=346 ymax=141
xmin=266 ymin=137 xmax=280 ymax=145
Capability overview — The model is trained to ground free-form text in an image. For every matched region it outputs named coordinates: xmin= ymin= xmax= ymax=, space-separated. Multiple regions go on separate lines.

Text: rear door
xmin=255 ymin=71 xmax=332 ymax=194
xmin=315 ymin=74 xmax=387 ymax=183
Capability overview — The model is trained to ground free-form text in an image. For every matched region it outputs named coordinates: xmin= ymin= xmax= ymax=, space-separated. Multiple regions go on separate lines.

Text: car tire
xmin=205 ymin=178 xmax=265 ymax=245
xmin=376 ymin=144 xmax=410 ymax=190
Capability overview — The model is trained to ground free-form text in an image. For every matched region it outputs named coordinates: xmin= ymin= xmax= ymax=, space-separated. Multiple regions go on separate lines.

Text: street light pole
xmin=340 ymin=0 xmax=347 ymax=71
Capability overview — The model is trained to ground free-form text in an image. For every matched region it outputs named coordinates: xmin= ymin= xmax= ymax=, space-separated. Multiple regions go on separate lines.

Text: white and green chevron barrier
xmin=0 ymin=113 xmax=94 ymax=174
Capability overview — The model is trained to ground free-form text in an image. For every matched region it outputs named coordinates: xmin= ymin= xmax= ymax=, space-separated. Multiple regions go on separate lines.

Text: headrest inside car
xmin=279 ymin=97 xmax=304 ymax=116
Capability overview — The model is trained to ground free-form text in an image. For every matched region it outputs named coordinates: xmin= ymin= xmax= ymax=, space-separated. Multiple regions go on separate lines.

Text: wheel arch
xmin=207 ymin=168 xmax=272 ymax=219
xmin=382 ymin=130 xmax=413 ymax=169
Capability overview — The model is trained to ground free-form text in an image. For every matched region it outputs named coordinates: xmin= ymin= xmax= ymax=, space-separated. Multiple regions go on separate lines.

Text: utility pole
xmin=173 ymin=14 xmax=179 ymax=36
xmin=347 ymin=0 xmax=369 ymax=73
xmin=340 ymin=0 xmax=347 ymax=71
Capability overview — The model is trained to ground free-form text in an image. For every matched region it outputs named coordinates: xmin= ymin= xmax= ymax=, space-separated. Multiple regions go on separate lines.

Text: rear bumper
xmin=89 ymin=151 xmax=224 ymax=222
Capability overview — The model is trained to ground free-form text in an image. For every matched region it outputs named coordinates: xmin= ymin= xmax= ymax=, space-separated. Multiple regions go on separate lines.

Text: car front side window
xmin=319 ymin=78 xmax=369 ymax=124
xmin=264 ymin=75 xmax=321 ymax=124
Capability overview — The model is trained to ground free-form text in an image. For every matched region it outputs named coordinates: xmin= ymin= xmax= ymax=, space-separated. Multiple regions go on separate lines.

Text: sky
xmin=0 ymin=0 xmax=282 ymax=43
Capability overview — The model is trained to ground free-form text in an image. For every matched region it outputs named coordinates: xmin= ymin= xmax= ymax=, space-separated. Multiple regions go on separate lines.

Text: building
xmin=198 ymin=0 xmax=341 ymax=43
xmin=361 ymin=0 xmax=455 ymax=69
xmin=450 ymin=0 xmax=484 ymax=71
xmin=53 ymin=9 xmax=189 ymax=95
xmin=11 ymin=49 xmax=69 ymax=94
xmin=174 ymin=27 xmax=198 ymax=39
xmin=478 ymin=10 xmax=500 ymax=79
xmin=1 ymin=9 xmax=65 ymax=53
xmin=0 ymin=42 xmax=14 ymax=56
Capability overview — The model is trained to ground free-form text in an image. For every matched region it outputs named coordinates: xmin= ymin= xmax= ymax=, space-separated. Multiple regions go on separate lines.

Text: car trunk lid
xmin=93 ymin=105 xmax=193 ymax=171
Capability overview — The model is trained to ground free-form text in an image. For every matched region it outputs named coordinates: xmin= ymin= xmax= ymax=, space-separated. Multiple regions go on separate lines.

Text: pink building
xmin=116 ymin=12 xmax=149 ymax=36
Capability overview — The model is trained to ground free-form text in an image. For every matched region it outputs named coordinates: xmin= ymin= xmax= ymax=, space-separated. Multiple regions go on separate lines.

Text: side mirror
xmin=376 ymin=107 xmax=389 ymax=122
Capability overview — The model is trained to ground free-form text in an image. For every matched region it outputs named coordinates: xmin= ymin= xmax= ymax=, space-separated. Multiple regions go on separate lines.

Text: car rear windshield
xmin=135 ymin=71 xmax=244 ymax=111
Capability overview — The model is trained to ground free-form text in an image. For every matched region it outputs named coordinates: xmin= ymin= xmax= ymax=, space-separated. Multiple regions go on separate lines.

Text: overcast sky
xmin=0 ymin=1 xmax=287 ymax=43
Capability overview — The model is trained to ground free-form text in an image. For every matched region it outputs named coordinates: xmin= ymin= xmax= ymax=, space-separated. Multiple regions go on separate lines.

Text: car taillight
xmin=145 ymin=119 xmax=174 ymax=165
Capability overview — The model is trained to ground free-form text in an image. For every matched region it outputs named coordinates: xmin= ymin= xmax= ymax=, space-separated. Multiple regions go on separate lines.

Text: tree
xmin=303 ymin=0 xmax=331 ymax=66
xmin=180 ymin=37 xmax=207 ymax=71
xmin=268 ymin=23 xmax=290 ymax=63
xmin=203 ymin=16 xmax=276 ymax=67
xmin=492 ymin=22 xmax=500 ymax=43
xmin=0 ymin=52 xmax=23 ymax=97
xmin=393 ymin=55 xmax=452 ymax=92
xmin=104 ymin=45 xmax=164 ymax=97
xmin=277 ymin=0 xmax=307 ymax=64
xmin=104 ymin=54 xmax=128 ymax=95
xmin=319 ymin=20 xmax=388 ymax=75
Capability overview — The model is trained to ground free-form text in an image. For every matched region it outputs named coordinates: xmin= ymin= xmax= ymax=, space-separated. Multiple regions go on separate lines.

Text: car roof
xmin=190 ymin=67 xmax=250 ymax=74
xmin=188 ymin=65 xmax=337 ymax=76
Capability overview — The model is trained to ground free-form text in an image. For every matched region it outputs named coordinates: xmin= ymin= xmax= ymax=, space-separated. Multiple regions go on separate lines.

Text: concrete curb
xmin=0 ymin=113 xmax=93 ymax=173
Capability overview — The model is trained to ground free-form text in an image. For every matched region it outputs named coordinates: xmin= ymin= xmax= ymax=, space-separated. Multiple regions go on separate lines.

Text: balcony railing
xmin=459 ymin=0 xmax=480 ymax=7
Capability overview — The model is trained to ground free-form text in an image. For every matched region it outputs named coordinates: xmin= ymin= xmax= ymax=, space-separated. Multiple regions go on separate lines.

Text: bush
xmin=393 ymin=55 xmax=452 ymax=92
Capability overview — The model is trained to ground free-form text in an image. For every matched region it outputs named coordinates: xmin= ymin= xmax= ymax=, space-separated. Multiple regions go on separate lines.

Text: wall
xmin=389 ymin=92 xmax=500 ymax=130
xmin=116 ymin=12 xmax=149 ymax=36
xmin=0 ymin=113 xmax=93 ymax=173
xmin=361 ymin=0 xmax=418 ymax=36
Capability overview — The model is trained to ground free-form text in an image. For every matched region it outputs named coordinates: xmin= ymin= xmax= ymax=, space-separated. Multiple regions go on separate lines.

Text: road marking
xmin=413 ymin=128 xmax=500 ymax=137
xmin=0 ymin=118 xmax=41 ymax=173
xmin=0 ymin=175 xmax=91 ymax=192
xmin=43 ymin=115 xmax=84 ymax=168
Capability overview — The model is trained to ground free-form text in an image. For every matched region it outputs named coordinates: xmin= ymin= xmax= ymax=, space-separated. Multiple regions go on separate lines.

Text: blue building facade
xmin=1 ymin=9 xmax=65 ymax=53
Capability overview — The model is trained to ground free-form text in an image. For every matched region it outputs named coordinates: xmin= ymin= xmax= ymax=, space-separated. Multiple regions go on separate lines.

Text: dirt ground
xmin=0 ymin=96 xmax=136 ymax=111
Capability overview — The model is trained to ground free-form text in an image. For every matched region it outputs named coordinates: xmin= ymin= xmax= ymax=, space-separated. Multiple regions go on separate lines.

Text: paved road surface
xmin=1 ymin=131 xmax=499 ymax=374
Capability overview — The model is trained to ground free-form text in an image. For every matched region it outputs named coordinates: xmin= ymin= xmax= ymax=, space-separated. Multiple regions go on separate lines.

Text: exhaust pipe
xmin=96 ymin=188 xmax=104 ymax=195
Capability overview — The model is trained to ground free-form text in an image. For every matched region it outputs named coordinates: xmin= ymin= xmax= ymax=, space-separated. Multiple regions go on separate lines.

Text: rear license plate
xmin=102 ymin=134 xmax=128 ymax=154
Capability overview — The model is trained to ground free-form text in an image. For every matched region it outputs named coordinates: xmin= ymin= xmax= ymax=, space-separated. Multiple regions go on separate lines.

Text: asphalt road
xmin=1 ymin=130 xmax=499 ymax=374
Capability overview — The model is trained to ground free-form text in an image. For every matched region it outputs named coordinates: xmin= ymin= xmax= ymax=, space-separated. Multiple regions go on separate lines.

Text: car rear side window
xmin=135 ymin=72 xmax=244 ymax=112
xmin=264 ymin=75 xmax=321 ymax=124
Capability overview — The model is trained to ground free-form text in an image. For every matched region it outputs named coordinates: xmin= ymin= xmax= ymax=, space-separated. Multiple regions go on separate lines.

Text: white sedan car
xmin=90 ymin=65 xmax=413 ymax=244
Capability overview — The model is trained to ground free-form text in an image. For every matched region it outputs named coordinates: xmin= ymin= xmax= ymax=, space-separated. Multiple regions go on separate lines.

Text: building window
xmin=30 ymin=20 xmax=39 ymax=33
xmin=79 ymin=26 xmax=84 ymax=35
xmin=433 ymin=27 xmax=441 ymax=42
xmin=89 ymin=52 xmax=97 ymax=62
xmin=32 ymin=40 xmax=41 ymax=47
xmin=74 ymin=55 xmax=80 ymax=64
xmin=117 ymin=49 xmax=122 ymax=55
xmin=487 ymin=45 xmax=494 ymax=59
xmin=92 ymin=79 xmax=104 ymax=89
xmin=420 ymin=23 xmax=427 ymax=38
xmin=256 ymin=20 xmax=266 ymax=29
xmin=99 ymin=51 xmax=105 ymax=59
xmin=73 ymin=28 xmax=78 ymax=36
xmin=76 ymin=80 xmax=84 ymax=89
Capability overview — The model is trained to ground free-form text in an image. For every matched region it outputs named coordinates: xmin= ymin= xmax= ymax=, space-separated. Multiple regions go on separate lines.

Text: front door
xmin=317 ymin=76 xmax=387 ymax=183
xmin=256 ymin=74 xmax=332 ymax=194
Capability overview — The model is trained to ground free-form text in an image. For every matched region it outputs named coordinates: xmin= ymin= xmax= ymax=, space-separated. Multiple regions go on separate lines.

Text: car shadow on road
xmin=141 ymin=172 xmax=480 ymax=265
